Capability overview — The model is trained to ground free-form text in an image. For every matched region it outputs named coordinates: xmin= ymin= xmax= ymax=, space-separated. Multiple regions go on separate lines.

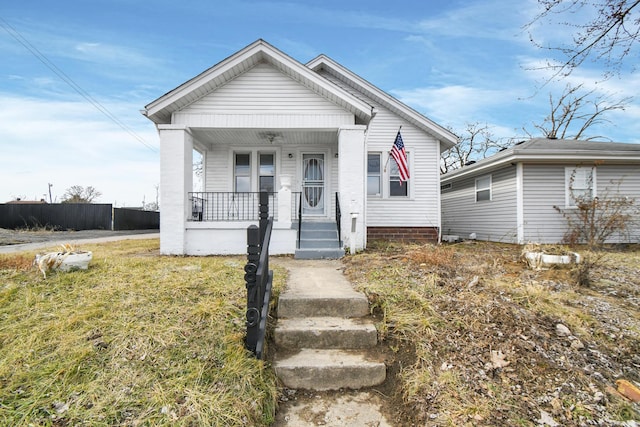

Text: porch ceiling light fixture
xmin=260 ymin=132 xmax=281 ymax=144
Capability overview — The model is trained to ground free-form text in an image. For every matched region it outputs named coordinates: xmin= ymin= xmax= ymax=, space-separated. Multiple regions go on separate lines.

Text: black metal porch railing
xmin=189 ymin=192 xmax=277 ymax=221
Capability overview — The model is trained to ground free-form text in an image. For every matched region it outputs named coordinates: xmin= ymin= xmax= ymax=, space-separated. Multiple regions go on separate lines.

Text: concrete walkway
xmin=270 ymin=258 xmax=393 ymax=427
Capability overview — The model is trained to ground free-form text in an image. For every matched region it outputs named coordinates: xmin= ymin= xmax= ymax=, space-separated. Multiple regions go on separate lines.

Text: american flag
xmin=390 ymin=131 xmax=409 ymax=182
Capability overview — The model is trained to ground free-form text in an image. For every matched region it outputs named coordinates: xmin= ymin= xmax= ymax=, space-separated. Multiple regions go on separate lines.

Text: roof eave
xmin=307 ymin=55 xmax=458 ymax=148
xmin=143 ymin=40 xmax=373 ymax=125
xmin=441 ymin=151 xmax=640 ymax=182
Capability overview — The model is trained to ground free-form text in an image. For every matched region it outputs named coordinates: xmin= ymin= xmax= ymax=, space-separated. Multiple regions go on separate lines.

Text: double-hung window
xmin=389 ymin=158 xmax=408 ymax=197
xmin=475 ymin=175 xmax=492 ymax=202
xmin=234 ymin=153 xmax=251 ymax=192
xmin=367 ymin=153 xmax=382 ymax=196
xmin=366 ymin=151 xmax=410 ymax=197
xmin=259 ymin=153 xmax=275 ymax=192
xmin=565 ymin=166 xmax=595 ymax=207
xmin=234 ymin=152 xmax=276 ymax=192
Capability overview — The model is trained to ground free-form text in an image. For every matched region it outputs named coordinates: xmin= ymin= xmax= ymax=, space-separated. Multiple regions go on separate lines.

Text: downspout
xmin=516 ymin=162 xmax=524 ymax=244
xmin=362 ymin=107 xmax=377 ymax=250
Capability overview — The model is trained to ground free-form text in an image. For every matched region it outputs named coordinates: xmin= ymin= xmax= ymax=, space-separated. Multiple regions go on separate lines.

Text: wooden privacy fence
xmin=0 ymin=204 xmax=159 ymax=231
xmin=244 ymin=192 xmax=273 ymax=359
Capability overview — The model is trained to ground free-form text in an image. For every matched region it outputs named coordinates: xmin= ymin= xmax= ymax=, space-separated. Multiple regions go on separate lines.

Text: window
xmin=259 ymin=153 xmax=275 ymax=192
xmin=234 ymin=153 xmax=251 ymax=192
xmin=367 ymin=153 xmax=381 ymax=196
xmin=389 ymin=159 xmax=408 ymax=197
xmin=475 ymin=175 xmax=491 ymax=202
xmin=566 ymin=166 xmax=595 ymax=207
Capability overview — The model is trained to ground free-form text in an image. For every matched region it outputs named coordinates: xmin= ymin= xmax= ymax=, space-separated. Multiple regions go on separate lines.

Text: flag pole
xmin=384 ymin=126 xmax=402 ymax=172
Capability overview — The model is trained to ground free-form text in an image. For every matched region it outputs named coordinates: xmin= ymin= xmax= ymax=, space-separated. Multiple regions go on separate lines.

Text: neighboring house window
xmin=475 ymin=175 xmax=492 ymax=202
xmin=259 ymin=153 xmax=275 ymax=192
xmin=389 ymin=154 xmax=409 ymax=197
xmin=234 ymin=153 xmax=251 ymax=192
xmin=367 ymin=153 xmax=382 ymax=196
xmin=565 ymin=166 xmax=596 ymax=207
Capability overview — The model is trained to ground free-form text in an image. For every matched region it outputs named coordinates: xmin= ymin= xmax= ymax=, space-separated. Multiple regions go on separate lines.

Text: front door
xmin=302 ymin=154 xmax=325 ymax=216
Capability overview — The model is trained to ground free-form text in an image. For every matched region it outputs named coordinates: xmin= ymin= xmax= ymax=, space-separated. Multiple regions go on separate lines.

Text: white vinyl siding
xmin=441 ymin=166 xmax=518 ymax=242
xmin=522 ymin=164 xmax=569 ymax=243
xmin=595 ymin=165 xmax=640 ymax=243
xmin=318 ymin=69 xmax=441 ymax=228
xmin=174 ymin=63 xmax=354 ymax=128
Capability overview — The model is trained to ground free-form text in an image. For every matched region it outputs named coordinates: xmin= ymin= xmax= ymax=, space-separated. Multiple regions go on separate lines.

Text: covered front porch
xmin=158 ymin=125 xmax=367 ymax=256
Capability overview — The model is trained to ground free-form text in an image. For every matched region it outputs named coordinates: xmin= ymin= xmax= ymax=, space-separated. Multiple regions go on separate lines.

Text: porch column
xmin=338 ymin=125 xmax=367 ymax=252
xmin=277 ymin=175 xmax=292 ymax=227
xmin=158 ymin=124 xmax=193 ymax=255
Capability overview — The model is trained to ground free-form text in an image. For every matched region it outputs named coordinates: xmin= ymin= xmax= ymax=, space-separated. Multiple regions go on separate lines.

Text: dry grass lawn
xmin=0 ymin=239 xmax=283 ymax=427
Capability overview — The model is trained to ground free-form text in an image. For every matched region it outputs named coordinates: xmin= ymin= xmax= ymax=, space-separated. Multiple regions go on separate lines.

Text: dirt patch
xmin=341 ymin=242 xmax=640 ymax=426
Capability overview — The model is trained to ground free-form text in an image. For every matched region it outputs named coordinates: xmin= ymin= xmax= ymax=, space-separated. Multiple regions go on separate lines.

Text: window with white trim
xmin=475 ymin=175 xmax=492 ymax=202
xmin=367 ymin=153 xmax=382 ymax=196
xmin=259 ymin=153 xmax=275 ymax=192
xmin=565 ymin=166 xmax=595 ymax=207
xmin=234 ymin=153 xmax=251 ymax=192
xmin=389 ymin=158 xmax=409 ymax=197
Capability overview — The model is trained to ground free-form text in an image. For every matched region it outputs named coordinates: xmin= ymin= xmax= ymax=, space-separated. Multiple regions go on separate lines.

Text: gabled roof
xmin=306 ymin=54 xmax=458 ymax=150
xmin=142 ymin=39 xmax=373 ymax=124
xmin=441 ymin=138 xmax=640 ymax=182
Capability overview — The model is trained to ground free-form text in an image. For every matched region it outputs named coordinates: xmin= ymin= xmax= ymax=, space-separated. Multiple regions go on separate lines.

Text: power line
xmin=0 ymin=16 xmax=158 ymax=153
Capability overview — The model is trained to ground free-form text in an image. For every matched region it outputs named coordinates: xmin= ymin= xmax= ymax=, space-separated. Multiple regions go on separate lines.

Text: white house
xmin=441 ymin=138 xmax=640 ymax=244
xmin=143 ymin=39 xmax=457 ymax=257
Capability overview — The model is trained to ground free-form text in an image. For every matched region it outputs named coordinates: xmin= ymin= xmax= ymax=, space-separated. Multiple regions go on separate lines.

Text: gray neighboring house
xmin=441 ymin=138 xmax=640 ymax=244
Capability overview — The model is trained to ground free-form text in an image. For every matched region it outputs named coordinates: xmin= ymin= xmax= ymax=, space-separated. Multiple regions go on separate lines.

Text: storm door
xmin=302 ymin=154 xmax=325 ymax=215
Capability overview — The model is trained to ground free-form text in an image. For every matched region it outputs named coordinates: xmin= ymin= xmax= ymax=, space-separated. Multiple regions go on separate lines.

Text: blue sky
xmin=1 ymin=0 xmax=639 ymax=206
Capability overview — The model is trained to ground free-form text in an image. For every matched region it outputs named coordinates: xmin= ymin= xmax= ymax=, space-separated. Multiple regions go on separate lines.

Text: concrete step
xmin=300 ymin=229 xmax=338 ymax=239
xmin=275 ymin=317 xmax=378 ymax=349
xmin=299 ymin=221 xmax=337 ymax=231
xmin=274 ymin=349 xmax=386 ymax=390
xmin=294 ymin=248 xmax=345 ymax=260
xmin=278 ymin=293 xmax=368 ymax=318
xmin=298 ymin=238 xmax=341 ymax=249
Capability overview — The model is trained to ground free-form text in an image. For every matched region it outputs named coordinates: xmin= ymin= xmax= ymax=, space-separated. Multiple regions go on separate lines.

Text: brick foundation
xmin=367 ymin=226 xmax=439 ymax=243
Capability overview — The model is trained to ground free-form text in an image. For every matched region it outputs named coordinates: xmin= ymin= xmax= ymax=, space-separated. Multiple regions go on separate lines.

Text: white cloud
xmin=0 ymin=95 xmax=159 ymax=205
xmin=392 ymin=84 xmax=518 ymax=129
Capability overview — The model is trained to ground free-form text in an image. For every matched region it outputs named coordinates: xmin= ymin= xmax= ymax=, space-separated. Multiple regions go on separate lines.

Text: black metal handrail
xmin=291 ymin=192 xmax=302 ymax=221
xmin=244 ymin=192 xmax=273 ymax=359
xmin=335 ymin=192 xmax=341 ymax=245
xmin=188 ymin=192 xmax=277 ymax=221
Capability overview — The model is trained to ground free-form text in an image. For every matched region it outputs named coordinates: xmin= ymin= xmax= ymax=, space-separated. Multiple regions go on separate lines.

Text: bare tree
xmin=526 ymin=0 xmax=640 ymax=80
xmin=522 ymin=83 xmax=630 ymax=140
xmin=441 ymin=123 xmax=510 ymax=173
xmin=61 ymin=185 xmax=102 ymax=203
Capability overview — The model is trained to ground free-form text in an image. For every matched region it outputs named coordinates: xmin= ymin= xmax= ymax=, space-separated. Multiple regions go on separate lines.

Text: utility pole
xmin=48 ymin=183 xmax=53 ymax=204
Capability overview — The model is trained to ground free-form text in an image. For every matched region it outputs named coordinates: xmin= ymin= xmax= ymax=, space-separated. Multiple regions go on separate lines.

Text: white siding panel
xmin=179 ymin=63 xmax=350 ymax=117
xmin=597 ymin=165 xmax=640 ymax=243
xmin=173 ymin=113 xmax=353 ymax=128
xmin=522 ymin=165 xmax=568 ymax=243
xmin=317 ymin=69 xmax=442 ymax=228
xmin=365 ymin=104 xmax=441 ymax=227
xmin=441 ymin=166 xmax=518 ymax=242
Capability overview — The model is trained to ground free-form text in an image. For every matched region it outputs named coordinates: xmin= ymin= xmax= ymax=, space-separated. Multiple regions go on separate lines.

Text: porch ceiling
xmin=190 ymin=128 xmax=337 ymax=149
